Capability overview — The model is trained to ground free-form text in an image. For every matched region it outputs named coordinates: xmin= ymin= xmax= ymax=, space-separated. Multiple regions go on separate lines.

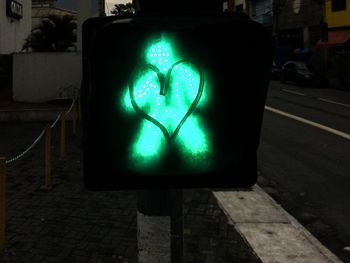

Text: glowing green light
xmin=120 ymin=35 xmax=213 ymax=171
xmin=131 ymin=120 xmax=166 ymax=169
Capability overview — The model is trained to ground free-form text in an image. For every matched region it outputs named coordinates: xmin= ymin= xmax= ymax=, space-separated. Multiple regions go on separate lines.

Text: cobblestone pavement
xmin=0 ymin=122 xmax=259 ymax=263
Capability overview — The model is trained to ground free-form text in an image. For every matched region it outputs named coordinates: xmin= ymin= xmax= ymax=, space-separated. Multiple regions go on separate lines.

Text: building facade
xmin=247 ymin=0 xmax=273 ymax=28
xmin=321 ymin=0 xmax=350 ymax=49
xmin=325 ymin=0 xmax=350 ymax=28
xmin=0 ymin=0 xmax=32 ymax=54
xmin=276 ymin=0 xmax=323 ymax=49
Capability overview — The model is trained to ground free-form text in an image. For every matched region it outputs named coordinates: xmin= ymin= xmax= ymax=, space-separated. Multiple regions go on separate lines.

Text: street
xmin=258 ymin=80 xmax=350 ymax=262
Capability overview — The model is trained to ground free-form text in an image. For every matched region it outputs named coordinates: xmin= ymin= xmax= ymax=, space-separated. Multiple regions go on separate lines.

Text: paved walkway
xmin=0 ymin=95 xmax=342 ymax=263
xmin=0 ymin=122 xmax=259 ymax=263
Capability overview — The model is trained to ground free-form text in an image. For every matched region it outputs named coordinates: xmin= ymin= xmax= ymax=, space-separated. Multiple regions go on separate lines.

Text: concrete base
xmin=137 ymin=212 xmax=171 ymax=263
xmin=213 ymin=186 xmax=342 ymax=263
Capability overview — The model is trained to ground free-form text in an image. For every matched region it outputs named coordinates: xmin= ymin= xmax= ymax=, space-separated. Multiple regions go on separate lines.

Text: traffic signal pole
xmin=132 ymin=2 xmax=218 ymax=262
xmin=82 ymin=1 xmax=273 ymax=262
xmin=137 ymin=190 xmax=183 ymax=263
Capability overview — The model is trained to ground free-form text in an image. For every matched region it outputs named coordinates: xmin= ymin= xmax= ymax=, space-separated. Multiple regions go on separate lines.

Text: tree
xmin=111 ymin=3 xmax=134 ymax=16
xmin=22 ymin=15 xmax=77 ymax=52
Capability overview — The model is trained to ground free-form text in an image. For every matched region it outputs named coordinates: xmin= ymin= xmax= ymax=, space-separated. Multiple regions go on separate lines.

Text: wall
xmin=277 ymin=0 xmax=322 ymax=30
xmin=13 ymin=52 xmax=82 ymax=103
xmin=0 ymin=0 xmax=32 ymax=54
xmin=325 ymin=0 xmax=350 ymax=28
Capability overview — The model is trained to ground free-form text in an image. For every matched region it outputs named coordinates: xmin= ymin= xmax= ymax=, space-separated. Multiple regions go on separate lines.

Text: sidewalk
xmin=0 ymin=122 xmax=260 ymax=263
xmin=0 ymin=99 xmax=343 ymax=262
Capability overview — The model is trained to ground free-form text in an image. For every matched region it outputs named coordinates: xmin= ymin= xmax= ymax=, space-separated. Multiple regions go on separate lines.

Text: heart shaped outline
xmin=129 ymin=59 xmax=204 ymax=143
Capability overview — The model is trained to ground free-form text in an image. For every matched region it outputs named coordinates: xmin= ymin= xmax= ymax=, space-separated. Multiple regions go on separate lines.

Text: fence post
xmin=72 ymin=100 xmax=77 ymax=135
xmin=0 ymin=158 xmax=6 ymax=251
xmin=44 ymin=125 xmax=52 ymax=190
xmin=60 ymin=112 xmax=66 ymax=160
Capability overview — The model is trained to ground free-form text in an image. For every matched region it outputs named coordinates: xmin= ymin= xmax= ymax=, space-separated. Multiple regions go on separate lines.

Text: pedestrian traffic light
xmin=82 ymin=11 xmax=273 ymax=190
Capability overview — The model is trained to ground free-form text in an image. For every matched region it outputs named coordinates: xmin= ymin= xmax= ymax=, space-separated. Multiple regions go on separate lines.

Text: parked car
xmin=280 ymin=61 xmax=313 ymax=85
xmin=270 ymin=62 xmax=281 ymax=80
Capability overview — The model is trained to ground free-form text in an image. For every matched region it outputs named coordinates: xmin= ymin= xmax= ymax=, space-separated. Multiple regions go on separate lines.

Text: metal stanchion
xmin=0 ymin=158 xmax=6 ymax=251
xmin=60 ymin=112 xmax=66 ymax=160
xmin=44 ymin=125 xmax=52 ymax=190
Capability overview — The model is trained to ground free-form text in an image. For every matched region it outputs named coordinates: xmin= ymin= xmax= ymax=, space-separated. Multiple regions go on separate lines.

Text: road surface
xmin=258 ymin=80 xmax=350 ymax=262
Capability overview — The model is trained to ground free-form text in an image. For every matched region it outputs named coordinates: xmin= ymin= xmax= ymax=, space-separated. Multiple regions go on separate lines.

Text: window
xmin=332 ymin=0 xmax=346 ymax=11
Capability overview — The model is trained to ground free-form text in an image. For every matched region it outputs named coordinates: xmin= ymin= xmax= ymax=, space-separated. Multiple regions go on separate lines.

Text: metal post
xmin=60 ymin=112 xmax=66 ymax=160
xmin=44 ymin=125 xmax=52 ymax=190
xmin=77 ymin=96 xmax=81 ymax=122
xmin=137 ymin=190 xmax=183 ymax=263
xmin=0 ymin=158 xmax=6 ymax=251
xmin=72 ymin=101 xmax=77 ymax=135
xmin=170 ymin=190 xmax=184 ymax=263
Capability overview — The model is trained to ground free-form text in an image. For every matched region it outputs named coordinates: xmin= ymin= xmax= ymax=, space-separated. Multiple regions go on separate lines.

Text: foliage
xmin=111 ymin=3 xmax=135 ymax=16
xmin=22 ymin=15 xmax=77 ymax=52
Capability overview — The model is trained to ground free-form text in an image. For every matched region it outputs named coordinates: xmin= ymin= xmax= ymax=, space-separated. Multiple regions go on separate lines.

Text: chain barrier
xmin=4 ymin=98 xmax=77 ymax=165
xmin=50 ymin=113 xmax=62 ymax=129
xmin=0 ymin=98 xmax=79 ymax=250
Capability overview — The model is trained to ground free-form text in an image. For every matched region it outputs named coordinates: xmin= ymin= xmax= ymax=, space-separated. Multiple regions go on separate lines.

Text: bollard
xmin=0 ymin=158 xmax=5 ymax=251
xmin=72 ymin=100 xmax=77 ymax=135
xmin=44 ymin=125 xmax=52 ymax=190
xmin=60 ymin=112 xmax=66 ymax=160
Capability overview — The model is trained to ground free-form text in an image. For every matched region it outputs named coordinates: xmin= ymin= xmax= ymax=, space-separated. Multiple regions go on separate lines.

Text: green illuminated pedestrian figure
xmin=121 ymin=35 xmax=213 ymax=172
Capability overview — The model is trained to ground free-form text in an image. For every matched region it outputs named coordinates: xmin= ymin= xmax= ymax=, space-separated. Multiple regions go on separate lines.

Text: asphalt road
xmin=258 ymin=81 xmax=350 ymax=262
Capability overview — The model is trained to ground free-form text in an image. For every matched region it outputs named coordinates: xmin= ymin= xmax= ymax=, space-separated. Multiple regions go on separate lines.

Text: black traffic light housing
xmin=82 ymin=11 xmax=273 ymax=190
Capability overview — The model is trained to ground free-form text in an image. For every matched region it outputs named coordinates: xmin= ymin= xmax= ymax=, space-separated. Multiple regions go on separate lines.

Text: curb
xmin=213 ymin=185 xmax=342 ymax=263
